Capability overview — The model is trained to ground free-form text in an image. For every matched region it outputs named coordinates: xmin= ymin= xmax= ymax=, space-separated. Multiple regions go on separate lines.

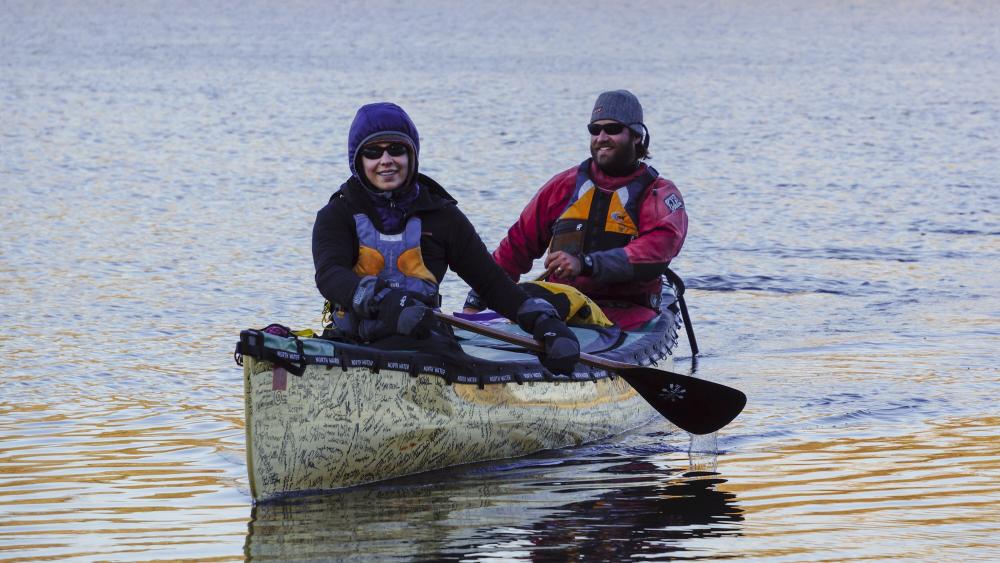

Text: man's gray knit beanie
xmin=590 ymin=90 xmax=644 ymax=135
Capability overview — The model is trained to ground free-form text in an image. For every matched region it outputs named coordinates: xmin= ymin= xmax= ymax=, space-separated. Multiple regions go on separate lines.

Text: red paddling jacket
xmin=492 ymin=159 xmax=688 ymax=329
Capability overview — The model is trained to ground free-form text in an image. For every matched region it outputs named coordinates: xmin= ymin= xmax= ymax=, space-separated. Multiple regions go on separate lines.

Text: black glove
xmin=373 ymin=289 xmax=434 ymax=339
xmin=351 ymin=276 xmax=384 ymax=318
xmin=463 ymin=288 xmax=486 ymax=311
xmin=532 ymin=316 xmax=580 ymax=375
xmin=516 ymin=298 xmax=580 ymax=375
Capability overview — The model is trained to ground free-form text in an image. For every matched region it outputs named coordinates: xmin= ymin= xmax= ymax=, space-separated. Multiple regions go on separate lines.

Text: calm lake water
xmin=2 ymin=1 xmax=998 ymax=560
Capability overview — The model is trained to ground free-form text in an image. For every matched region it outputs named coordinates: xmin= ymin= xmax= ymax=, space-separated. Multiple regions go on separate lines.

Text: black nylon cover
xmin=235 ymin=313 xmax=678 ymax=387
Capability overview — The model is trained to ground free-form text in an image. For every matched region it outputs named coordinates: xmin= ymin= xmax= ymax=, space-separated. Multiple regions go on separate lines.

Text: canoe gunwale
xmin=235 ymin=311 xmax=680 ymax=388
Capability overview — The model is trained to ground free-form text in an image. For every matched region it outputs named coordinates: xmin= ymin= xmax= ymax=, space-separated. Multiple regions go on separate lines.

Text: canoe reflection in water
xmin=243 ymin=445 xmax=743 ymax=560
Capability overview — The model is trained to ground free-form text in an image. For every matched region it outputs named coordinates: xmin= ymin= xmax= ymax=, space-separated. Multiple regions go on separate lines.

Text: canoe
xmin=236 ymin=302 xmax=681 ymax=502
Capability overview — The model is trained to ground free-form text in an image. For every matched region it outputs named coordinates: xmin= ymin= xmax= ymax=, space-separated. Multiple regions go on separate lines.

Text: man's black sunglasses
xmin=587 ymin=122 xmax=629 ymax=136
xmin=360 ymin=143 xmax=408 ymax=160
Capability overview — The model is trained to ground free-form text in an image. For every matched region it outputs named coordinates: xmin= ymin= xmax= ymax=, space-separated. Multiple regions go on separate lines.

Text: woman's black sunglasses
xmin=360 ymin=143 xmax=408 ymax=160
xmin=587 ymin=122 xmax=629 ymax=136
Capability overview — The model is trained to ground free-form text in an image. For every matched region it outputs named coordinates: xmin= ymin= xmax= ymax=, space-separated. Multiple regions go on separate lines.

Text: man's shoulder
xmin=647 ymin=174 xmax=681 ymax=200
xmin=652 ymin=175 xmax=679 ymax=191
xmin=551 ymin=164 xmax=581 ymax=182
xmin=646 ymin=176 xmax=685 ymax=214
xmin=538 ymin=165 xmax=581 ymax=193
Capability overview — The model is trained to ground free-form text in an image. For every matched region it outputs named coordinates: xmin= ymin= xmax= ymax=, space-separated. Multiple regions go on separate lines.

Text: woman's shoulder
xmin=316 ymin=184 xmax=364 ymax=227
xmin=413 ymin=175 xmax=452 ymax=201
xmin=322 ymin=178 xmax=366 ymax=208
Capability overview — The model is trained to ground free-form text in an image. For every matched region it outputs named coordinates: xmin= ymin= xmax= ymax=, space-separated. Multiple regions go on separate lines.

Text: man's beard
xmin=591 ymin=140 xmax=639 ymax=177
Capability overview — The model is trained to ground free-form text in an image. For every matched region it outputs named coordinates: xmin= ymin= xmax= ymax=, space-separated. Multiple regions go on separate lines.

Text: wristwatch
xmin=580 ymin=254 xmax=594 ymax=276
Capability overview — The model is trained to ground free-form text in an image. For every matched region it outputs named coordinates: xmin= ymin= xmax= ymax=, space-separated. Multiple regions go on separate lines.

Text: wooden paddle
xmin=435 ymin=312 xmax=746 ymax=435
xmin=534 ymin=264 xmax=557 ymax=281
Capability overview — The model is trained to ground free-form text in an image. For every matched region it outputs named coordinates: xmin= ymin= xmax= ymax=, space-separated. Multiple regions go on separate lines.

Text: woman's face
xmin=360 ymin=142 xmax=409 ymax=191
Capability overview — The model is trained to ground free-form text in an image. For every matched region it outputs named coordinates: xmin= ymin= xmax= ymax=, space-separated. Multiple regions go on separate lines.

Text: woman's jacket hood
xmin=347 ymin=102 xmax=420 ymax=191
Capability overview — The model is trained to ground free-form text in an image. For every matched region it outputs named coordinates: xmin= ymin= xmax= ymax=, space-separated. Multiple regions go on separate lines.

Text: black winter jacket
xmin=312 ymin=174 xmax=530 ymax=321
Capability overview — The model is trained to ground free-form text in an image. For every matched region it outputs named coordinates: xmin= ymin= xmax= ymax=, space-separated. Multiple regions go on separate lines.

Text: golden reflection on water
xmin=0 ymin=393 xmax=248 ymax=560
xmin=2 ymin=380 xmax=999 ymax=560
xmin=232 ymin=416 xmax=1000 ymax=560
xmin=713 ymin=416 xmax=1000 ymax=559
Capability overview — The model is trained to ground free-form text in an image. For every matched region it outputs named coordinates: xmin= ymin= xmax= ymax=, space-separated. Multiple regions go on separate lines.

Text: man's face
xmin=360 ymin=142 xmax=409 ymax=191
xmin=589 ymin=120 xmax=637 ymax=173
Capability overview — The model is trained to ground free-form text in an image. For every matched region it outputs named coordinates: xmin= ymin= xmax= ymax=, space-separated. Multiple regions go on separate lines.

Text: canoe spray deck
xmin=235 ymin=310 xmax=682 ymax=501
xmin=236 ymin=312 xmax=677 ymax=387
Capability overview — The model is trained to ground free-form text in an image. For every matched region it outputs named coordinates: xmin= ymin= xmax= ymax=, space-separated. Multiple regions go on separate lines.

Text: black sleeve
xmin=443 ymin=207 xmax=529 ymax=320
xmin=312 ymin=200 xmax=362 ymax=307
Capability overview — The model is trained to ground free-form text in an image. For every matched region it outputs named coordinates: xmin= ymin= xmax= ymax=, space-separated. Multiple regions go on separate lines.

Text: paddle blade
xmin=617 ymin=368 xmax=747 ymax=435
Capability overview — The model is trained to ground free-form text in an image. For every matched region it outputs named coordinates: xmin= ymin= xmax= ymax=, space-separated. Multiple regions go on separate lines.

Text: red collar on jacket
xmin=588 ymin=160 xmax=650 ymax=191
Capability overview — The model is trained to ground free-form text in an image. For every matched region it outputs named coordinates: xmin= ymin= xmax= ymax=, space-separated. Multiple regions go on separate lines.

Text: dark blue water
xmin=1 ymin=1 xmax=998 ymax=560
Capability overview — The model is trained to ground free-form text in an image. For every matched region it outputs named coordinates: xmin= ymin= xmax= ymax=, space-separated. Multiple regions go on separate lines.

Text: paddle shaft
xmin=435 ymin=311 xmax=747 ymax=434
xmin=440 ymin=311 xmax=651 ymax=373
xmin=534 ymin=264 xmax=556 ymax=282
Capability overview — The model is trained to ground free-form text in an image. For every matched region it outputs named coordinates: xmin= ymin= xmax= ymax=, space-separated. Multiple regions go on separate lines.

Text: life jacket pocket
xmin=549 ymin=219 xmax=586 ymax=255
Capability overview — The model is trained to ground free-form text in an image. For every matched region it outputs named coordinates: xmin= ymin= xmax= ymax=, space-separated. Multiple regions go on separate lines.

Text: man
xmin=464 ymin=90 xmax=688 ymax=330
xmin=313 ymin=102 xmax=580 ymax=375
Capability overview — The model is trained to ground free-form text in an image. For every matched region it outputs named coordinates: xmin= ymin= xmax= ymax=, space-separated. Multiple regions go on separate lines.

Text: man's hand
xmin=543 ymin=251 xmax=582 ymax=280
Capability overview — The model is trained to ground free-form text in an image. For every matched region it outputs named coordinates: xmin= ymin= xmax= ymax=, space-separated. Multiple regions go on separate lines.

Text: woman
xmin=311 ymin=102 xmax=579 ymax=375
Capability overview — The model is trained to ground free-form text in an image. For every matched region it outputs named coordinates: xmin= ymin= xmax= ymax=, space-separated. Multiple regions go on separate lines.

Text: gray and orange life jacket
xmin=549 ymin=159 xmax=658 ymax=258
xmin=323 ymin=214 xmax=439 ymax=333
